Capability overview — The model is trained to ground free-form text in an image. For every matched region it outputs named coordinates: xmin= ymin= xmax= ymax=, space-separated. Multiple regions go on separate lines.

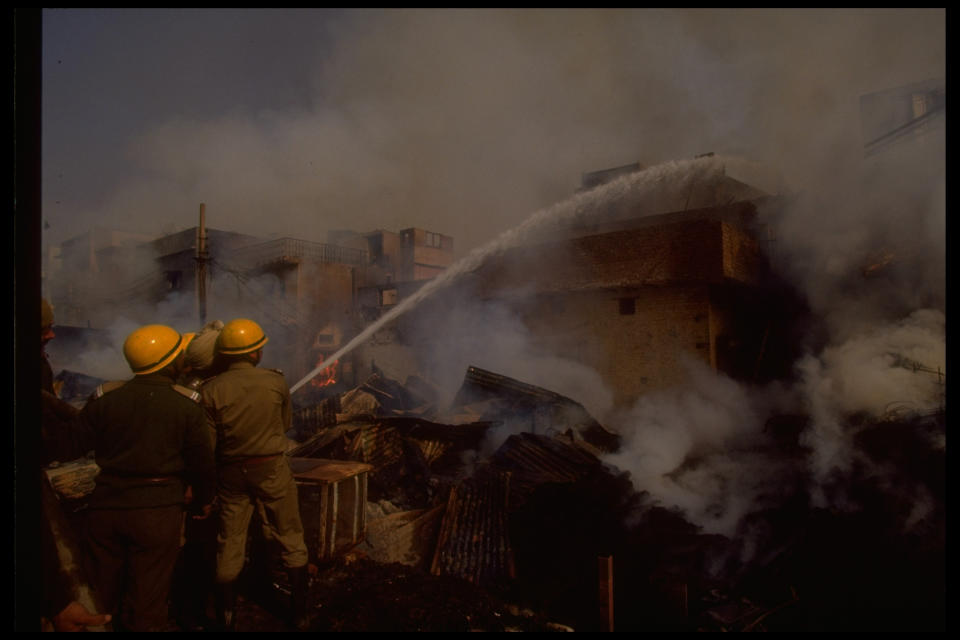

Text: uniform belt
xmin=100 ymin=472 xmax=178 ymax=483
xmin=224 ymin=454 xmax=281 ymax=467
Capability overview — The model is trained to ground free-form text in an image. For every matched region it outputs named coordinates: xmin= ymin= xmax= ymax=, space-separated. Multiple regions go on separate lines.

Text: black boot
xmin=288 ymin=566 xmax=310 ymax=631
xmin=214 ymin=581 xmax=238 ymax=632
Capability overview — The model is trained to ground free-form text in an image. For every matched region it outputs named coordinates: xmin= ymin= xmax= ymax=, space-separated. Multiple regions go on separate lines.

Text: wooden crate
xmin=290 ymin=457 xmax=373 ymax=561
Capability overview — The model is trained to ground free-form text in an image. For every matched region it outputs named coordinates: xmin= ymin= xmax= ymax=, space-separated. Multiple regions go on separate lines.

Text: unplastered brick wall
xmin=721 ymin=222 xmax=764 ymax=284
xmin=521 ymin=285 xmax=714 ymax=407
xmin=477 ymin=217 xmax=746 ymax=296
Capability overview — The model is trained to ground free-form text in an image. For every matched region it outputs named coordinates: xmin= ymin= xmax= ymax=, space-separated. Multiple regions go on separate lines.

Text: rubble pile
xmin=43 ymin=360 xmax=942 ymax=631
xmin=268 ymin=366 xmax=945 ymax=632
xmin=235 ymin=554 xmax=570 ymax=632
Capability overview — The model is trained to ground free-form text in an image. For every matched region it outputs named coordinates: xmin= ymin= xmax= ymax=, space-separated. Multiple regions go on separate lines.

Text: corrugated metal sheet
xmin=491 ymin=432 xmax=601 ymax=507
xmin=292 ymin=394 xmax=341 ymax=439
xmin=347 ymin=424 xmax=405 ymax=474
xmin=287 ymin=421 xmax=364 ymax=459
xmin=452 ymin=367 xmax=621 ymax=453
xmin=413 ymin=439 xmax=452 ymax=466
xmin=431 ymin=470 xmax=514 ymax=586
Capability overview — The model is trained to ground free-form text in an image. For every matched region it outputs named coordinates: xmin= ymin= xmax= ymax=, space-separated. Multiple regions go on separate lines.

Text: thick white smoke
xmin=796 ymin=308 xmax=945 ymax=488
xmin=409 ymin=288 xmax=614 ymax=417
xmin=603 ymin=358 xmax=804 ymax=539
xmin=44 ymin=10 xmax=944 ymax=259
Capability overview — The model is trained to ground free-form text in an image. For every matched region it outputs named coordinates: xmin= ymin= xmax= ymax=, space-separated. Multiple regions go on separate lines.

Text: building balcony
xmin=233 ymin=238 xmax=368 ymax=270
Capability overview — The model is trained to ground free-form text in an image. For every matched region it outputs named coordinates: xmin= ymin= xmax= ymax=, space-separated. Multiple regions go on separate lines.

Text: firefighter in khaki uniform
xmin=75 ymin=325 xmax=216 ymax=632
xmin=201 ymin=318 xmax=310 ymax=631
xmin=170 ymin=319 xmax=225 ymax=631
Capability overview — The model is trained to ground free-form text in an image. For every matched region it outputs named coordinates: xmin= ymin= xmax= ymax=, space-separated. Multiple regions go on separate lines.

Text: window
xmin=619 ymin=298 xmax=636 ymax=315
xmin=425 ymin=232 xmax=442 ymax=248
xmin=367 ymin=234 xmax=383 ymax=262
xmin=165 ymin=270 xmax=183 ymax=291
xmin=381 ymin=288 xmax=398 ymax=306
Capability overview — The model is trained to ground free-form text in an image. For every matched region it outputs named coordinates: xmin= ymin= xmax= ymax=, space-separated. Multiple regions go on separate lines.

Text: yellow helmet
xmin=123 ymin=324 xmax=185 ymax=375
xmin=217 ymin=318 xmax=268 ymax=355
xmin=41 ymin=298 xmax=55 ymax=330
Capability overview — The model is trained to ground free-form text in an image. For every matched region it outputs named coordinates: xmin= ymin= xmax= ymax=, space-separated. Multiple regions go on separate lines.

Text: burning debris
xmin=861 ymin=248 xmax=896 ymax=278
xmin=309 ymin=356 xmax=340 ymax=389
xmin=40 ymin=347 xmax=944 ymax=631
xmin=248 ymin=362 xmax=945 ymax=632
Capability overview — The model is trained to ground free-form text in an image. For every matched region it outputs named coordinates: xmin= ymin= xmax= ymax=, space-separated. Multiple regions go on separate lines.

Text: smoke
xmin=603 ymin=357 xmax=804 ymax=539
xmin=602 ymin=306 xmax=943 ymax=551
xmin=45 ymin=235 xmax=314 ymax=379
xmin=361 ymin=277 xmax=615 ymax=421
xmin=40 ymin=9 xmax=943 ymax=567
xmin=43 ymin=9 xmax=944 ymax=258
xmin=796 ymin=308 xmax=945 ymax=492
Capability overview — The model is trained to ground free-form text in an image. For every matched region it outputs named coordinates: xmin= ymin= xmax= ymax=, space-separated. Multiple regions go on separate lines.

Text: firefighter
xmin=171 ymin=319 xmax=225 ymax=631
xmin=74 ymin=324 xmax=216 ymax=631
xmin=179 ymin=319 xmax=226 ymax=390
xmin=200 ymin=318 xmax=310 ymax=631
xmin=40 ymin=298 xmax=80 ymax=465
xmin=39 ymin=299 xmax=112 ymax=631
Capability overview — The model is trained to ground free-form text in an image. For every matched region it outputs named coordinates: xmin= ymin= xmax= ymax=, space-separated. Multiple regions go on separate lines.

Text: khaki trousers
xmin=215 ymin=456 xmax=308 ymax=584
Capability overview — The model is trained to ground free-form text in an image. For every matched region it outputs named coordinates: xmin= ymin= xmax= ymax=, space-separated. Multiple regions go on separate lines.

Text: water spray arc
xmin=290 ymin=156 xmax=727 ymax=394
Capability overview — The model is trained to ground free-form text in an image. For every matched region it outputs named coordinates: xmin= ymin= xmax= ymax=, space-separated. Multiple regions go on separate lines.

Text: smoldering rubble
xmin=206 ymin=363 xmax=943 ymax=633
xmin=43 ymin=348 xmax=944 ymax=632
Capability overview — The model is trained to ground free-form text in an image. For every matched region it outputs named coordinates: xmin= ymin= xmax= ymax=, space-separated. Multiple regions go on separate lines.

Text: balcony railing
xmin=233 ymin=238 xmax=367 ymax=269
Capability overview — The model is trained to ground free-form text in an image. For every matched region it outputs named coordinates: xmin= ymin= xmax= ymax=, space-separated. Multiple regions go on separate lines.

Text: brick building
xmin=355 ymin=160 xmax=802 ymax=409
xmin=465 ymin=201 xmax=784 ymax=405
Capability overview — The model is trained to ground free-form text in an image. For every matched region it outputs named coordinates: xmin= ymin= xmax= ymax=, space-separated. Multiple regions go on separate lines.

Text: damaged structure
xmin=226 ymin=360 xmax=943 ymax=632
xmin=43 ymin=219 xmax=454 ymax=387
xmin=44 ymin=357 xmax=945 ymax=631
xmin=356 ymin=161 xmax=804 ymax=407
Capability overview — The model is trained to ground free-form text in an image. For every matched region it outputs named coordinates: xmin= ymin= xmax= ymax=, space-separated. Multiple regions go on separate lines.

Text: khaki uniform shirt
xmin=200 ymin=360 xmax=291 ymax=462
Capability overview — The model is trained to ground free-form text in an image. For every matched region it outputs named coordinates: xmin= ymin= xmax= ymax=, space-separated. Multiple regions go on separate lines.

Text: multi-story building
xmin=44 ymin=227 xmax=157 ymax=327
xmin=353 ymin=159 xmax=803 ymax=409
xmin=44 ymin=222 xmax=455 ymax=394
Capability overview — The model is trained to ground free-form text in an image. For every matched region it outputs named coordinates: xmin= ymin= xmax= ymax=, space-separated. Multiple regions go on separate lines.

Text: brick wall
xmin=478 ymin=216 xmax=763 ymax=296
xmin=519 ymin=285 xmax=714 ymax=406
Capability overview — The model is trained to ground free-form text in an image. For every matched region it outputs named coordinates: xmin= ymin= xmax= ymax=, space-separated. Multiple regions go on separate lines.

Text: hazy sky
xmin=41 ymin=8 xmax=944 ymax=256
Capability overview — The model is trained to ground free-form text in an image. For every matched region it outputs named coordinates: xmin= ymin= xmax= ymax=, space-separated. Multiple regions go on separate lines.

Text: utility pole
xmin=196 ymin=203 xmax=208 ymax=325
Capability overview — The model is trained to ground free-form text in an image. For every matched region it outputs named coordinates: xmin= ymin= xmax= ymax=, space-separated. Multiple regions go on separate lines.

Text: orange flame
xmin=862 ymin=250 xmax=895 ymax=277
xmin=310 ymin=355 xmax=339 ymax=388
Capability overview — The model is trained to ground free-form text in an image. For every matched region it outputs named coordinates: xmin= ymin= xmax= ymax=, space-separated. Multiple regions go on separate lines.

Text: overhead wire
xmin=207 ymin=257 xmax=301 ymax=327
